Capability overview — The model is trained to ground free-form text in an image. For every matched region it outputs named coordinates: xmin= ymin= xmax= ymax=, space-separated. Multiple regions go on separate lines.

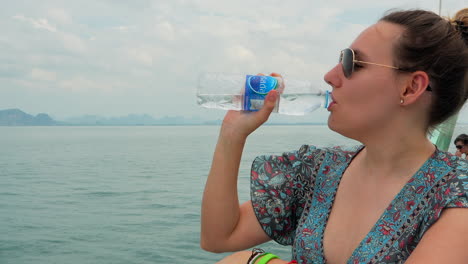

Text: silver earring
xmin=400 ymin=99 xmax=404 ymax=104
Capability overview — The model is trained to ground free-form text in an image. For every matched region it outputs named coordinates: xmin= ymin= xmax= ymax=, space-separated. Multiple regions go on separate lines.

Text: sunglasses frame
xmin=339 ymin=48 xmax=432 ymax=91
xmin=340 ymin=48 xmax=399 ymax=78
xmin=456 ymin=145 xmax=464 ymax=150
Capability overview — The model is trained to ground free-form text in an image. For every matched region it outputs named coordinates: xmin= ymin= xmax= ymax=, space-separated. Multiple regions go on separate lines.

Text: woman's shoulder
xmin=446 ymin=153 xmax=468 ymax=188
xmin=453 ymin=155 xmax=468 ymax=174
xmin=435 ymin=149 xmax=468 ymax=175
xmin=431 ymin=149 xmax=468 ymax=205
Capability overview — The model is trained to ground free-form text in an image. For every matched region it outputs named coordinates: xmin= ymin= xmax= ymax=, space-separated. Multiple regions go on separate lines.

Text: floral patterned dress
xmin=250 ymin=145 xmax=468 ymax=264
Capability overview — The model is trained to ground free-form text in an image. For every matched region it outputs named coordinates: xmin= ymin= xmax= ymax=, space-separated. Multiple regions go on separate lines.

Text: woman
xmin=454 ymin=134 xmax=468 ymax=160
xmin=201 ymin=9 xmax=468 ymax=264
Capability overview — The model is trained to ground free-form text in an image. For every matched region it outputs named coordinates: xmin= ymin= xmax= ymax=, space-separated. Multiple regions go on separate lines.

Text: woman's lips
xmin=327 ymin=94 xmax=337 ymax=110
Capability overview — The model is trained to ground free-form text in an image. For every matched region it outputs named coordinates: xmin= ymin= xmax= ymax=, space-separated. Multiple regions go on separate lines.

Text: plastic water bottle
xmin=196 ymin=72 xmax=332 ymax=116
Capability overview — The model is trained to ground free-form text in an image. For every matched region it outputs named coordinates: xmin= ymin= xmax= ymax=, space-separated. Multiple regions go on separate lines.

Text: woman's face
xmin=324 ymin=22 xmax=407 ymax=140
xmin=456 ymin=140 xmax=468 ymax=154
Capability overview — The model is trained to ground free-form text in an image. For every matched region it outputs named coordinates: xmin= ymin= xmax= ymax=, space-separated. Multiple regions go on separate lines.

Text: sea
xmin=1 ymin=124 xmax=467 ymax=264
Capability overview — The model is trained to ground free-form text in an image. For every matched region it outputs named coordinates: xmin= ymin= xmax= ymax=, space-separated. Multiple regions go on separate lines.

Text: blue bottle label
xmin=243 ymin=75 xmax=278 ymax=111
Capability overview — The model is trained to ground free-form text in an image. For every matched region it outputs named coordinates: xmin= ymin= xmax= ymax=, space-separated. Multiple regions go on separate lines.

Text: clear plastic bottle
xmin=196 ymin=72 xmax=332 ymax=116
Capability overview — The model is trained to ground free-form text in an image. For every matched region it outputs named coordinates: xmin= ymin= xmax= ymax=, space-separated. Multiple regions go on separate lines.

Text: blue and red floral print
xmin=251 ymin=145 xmax=468 ymax=264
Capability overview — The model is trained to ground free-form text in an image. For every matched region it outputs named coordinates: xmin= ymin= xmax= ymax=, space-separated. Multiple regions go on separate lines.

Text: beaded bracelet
xmin=247 ymin=248 xmax=266 ymax=264
xmin=250 ymin=253 xmax=267 ymax=264
xmin=256 ymin=253 xmax=279 ymax=264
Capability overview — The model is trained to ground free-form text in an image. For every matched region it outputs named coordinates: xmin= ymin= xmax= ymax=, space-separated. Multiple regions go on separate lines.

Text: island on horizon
xmin=0 ymin=108 xmax=328 ymax=126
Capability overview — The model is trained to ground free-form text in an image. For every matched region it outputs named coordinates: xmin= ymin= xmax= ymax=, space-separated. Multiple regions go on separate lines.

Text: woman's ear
xmin=400 ymin=71 xmax=430 ymax=105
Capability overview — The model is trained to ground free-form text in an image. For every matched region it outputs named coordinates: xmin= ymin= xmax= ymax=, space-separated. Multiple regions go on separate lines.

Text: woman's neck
xmin=356 ymin=130 xmax=436 ymax=181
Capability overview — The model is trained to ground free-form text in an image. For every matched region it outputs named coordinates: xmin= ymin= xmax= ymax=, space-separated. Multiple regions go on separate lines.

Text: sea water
xmin=1 ymin=125 xmax=465 ymax=263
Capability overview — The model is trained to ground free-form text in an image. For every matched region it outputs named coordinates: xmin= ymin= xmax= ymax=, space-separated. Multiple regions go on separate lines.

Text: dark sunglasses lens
xmin=456 ymin=145 xmax=463 ymax=149
xmin=340 ymin=49 xmax=353 ymax=78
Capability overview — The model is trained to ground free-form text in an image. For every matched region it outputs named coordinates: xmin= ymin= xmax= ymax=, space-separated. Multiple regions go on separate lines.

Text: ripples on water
xmin=0 ymin=125 xmax=465 ymax=263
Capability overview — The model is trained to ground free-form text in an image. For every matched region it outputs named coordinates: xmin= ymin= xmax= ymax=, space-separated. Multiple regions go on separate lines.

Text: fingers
xmin=251 ymin=73 xmax=281 ymax=122
xmin=257 ymin=90 xmax=277 ymax=123
xmin=256 ymin=73 xmax=284 ymax=94
xmin=270 ymin=72 xmax=282 ymax=78
xmin=256 ymin=72 xmax=282 ymax=77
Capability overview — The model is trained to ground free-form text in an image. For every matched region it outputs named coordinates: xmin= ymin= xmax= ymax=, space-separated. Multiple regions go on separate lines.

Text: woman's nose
xmin=323 ymin=63 xmax=343 ymax=89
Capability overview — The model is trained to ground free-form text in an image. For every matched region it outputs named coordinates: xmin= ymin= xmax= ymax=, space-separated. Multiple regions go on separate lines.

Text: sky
xmin=1 ymin=0 xmax=467 ymax=123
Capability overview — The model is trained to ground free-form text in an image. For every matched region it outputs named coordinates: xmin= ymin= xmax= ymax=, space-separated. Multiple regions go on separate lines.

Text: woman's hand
xmin=221 ymin=73 xmax=282 ymax=140
xmin=455 ymin=150 xmax=462 ymax=157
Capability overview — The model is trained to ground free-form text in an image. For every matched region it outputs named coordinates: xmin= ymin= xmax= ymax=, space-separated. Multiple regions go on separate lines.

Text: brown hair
xmin=454 ymin=133 xmax=468 ymax=144
xmin=380 ymin=9 xmax=468 ymax=129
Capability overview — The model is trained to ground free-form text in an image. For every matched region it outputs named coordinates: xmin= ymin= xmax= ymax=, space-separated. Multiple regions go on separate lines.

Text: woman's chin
xmin=327 ymin=116 xmax=338 ymax=132
xmin=327 ymin=118 xmax=357 ymax=140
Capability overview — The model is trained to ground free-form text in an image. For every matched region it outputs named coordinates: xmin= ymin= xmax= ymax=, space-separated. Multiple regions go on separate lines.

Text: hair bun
xmin=454 ymin=20 xmax=468 ymax=43
xmin=451 ymin=8 xmax=468 ymax=44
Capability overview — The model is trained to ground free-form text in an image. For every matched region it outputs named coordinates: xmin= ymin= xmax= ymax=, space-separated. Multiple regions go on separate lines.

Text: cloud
xmin=226 ymin=45 xmax=255 ymax=62
xmin=154 ymin=21 xmax=175 ymax=41
xmin=113 ymin=25 xmax=132 ymax=32
xmin=58 ymin=76 xmax=112 ymax=93
xmin=47 ymin=8 xmax=72 ymax=25
xmin=30 ymin=68 xmax=57 ymax=81
xmin=12 ymin=13 xmax=86 ymax=54
xmin=127 ymin=48 xmax=154 ymax=66
xmin=13 ymin=14 xmax=57 ymax=32
xmin=61 ymin=33 xmax=86 ymax=53
xmin=3 ymin=0 xmax=467 ymax=122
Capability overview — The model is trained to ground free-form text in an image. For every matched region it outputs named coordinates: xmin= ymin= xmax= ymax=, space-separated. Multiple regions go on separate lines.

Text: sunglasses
xmin=339 ymin=48 xmax=432 ymax=91
xmin=456 ymin=145 xmax=464 ymax=149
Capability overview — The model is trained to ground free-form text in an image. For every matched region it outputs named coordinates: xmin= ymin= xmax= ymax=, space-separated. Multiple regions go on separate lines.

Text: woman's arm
xmin=405 ymin=208 xmax=468 ymax=263
xmin=201 ymin=88 xmax=279 ymax=252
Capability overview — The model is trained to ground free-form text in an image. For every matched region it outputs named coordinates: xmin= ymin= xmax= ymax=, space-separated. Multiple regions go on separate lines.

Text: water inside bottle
xmin=196 ymin=72 xmax=333 ymax=115
xmin=278 ymin=92 xmax=329 ymax=115
xmin=197 ymin=94 xmax=243 ymax=111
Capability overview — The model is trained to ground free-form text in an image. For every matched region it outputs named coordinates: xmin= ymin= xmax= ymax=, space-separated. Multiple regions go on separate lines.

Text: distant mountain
xmin=0 ymin=109 xmax=214 ymax=126
xmin=0 ymin=109 xmax=331 ymax=126
xmin=0 ymin=109 xmax=57 ymax=126
xmin=63 ymin=114 xmax=207 ymax=125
